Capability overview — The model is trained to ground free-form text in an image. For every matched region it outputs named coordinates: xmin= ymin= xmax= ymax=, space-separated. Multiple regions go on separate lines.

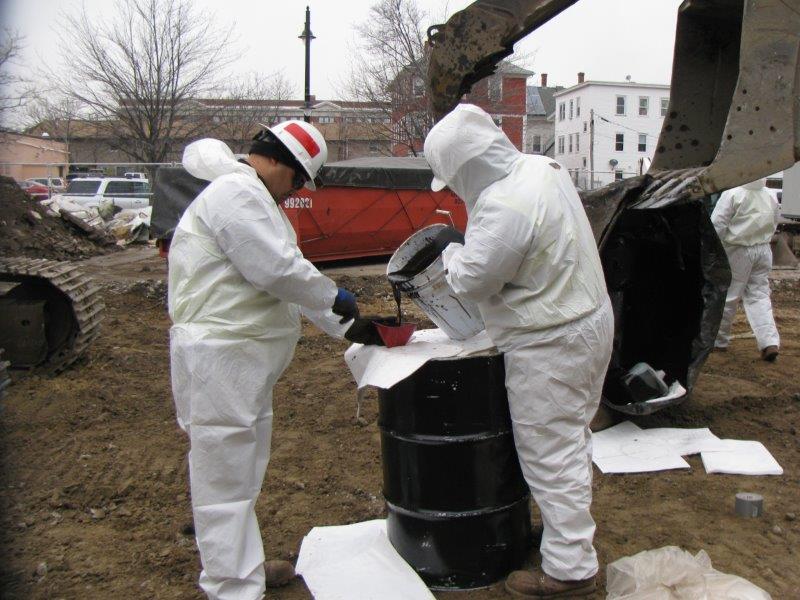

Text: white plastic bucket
xmin=387 ymin=224 xmax=485 ymax=340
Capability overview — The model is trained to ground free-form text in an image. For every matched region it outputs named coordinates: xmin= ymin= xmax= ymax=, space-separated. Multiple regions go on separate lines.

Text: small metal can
xmin=735 ymin=492 xmax=764 ymax=517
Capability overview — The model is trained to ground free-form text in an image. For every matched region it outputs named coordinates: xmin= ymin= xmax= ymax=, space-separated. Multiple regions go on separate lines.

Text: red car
xmin=17 ymin=180 xmax=50 ymax=200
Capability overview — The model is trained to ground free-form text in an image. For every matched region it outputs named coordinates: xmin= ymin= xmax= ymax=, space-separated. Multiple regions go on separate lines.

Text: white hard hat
xmin=263 ymin=120 xmax=327 ymax=190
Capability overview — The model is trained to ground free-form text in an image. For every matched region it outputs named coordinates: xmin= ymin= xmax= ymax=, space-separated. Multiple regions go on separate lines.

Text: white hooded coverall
xmin=425 ymin=105 xmax=613 ymax=581
xmin=169 ymin=139 xmax=347 ymax=600
xmin=711 ymin=179 xmax=780 ymax=351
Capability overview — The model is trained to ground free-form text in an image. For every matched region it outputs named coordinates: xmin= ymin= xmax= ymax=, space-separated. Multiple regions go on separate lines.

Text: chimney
xmin=578 ymin=72 xmax=585 ymax=84
xmin=541 ymin=73 xmax=548 ymax=87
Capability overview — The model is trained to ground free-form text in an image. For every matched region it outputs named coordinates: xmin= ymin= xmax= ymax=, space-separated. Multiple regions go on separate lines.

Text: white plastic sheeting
xmin=701 ymin=440 xmax=784 ymax=475
xmin=606 ymin=546 xmax=771 ymax=599
xmin=593 ymin=421 xmax=783 ymax=475
xmin=344 ymin=328 xmax=494 ymax=389
xmin=296 ymin=520 xmax=435 ymax=600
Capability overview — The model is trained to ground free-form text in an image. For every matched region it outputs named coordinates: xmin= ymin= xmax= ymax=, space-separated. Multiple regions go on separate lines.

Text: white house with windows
xmin=552 ymin=79 xmax=670 ymax=189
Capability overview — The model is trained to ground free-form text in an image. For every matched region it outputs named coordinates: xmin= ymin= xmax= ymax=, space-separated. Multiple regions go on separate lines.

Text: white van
xmin=57 ymin=177 xmax=151 ymax=209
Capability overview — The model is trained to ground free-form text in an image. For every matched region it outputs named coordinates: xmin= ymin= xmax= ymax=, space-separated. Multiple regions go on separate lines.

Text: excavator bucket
xmin=425 ymin=0 xmax=800 ymax=414
xmin=644 ymin=0 xmax=800 ymax=203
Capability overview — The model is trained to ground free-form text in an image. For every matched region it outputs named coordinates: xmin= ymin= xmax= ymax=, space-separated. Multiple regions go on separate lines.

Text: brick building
xmin=390 ymin=61 xmax=533 ymax=156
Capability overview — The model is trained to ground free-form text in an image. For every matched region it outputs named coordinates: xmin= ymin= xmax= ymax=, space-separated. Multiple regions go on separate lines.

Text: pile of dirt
xmin=0 ymin=176 xmax=115 ymax=261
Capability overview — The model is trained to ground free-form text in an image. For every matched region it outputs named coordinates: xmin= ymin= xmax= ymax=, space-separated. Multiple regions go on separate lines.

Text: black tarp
xmin=150 ymin=157 xmax=437 ymax=240
xmin=318 ymin=157 xmax=435 ymax=189
xmin=580 ymin=176 xmax=730 ymax=413
xmin=150 ymin=167 xmax=209 ymax=239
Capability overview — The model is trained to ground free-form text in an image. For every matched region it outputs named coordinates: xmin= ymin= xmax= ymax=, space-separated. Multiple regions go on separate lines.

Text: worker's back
xmin=477 ymin=154 xmax=608 ymax=347
xmin=712 ymin=181 xmax=778 ymax=247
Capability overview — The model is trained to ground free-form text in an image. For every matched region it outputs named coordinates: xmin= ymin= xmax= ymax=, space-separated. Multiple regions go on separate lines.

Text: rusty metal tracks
xmin=0 ymin=257 xmax=104 ymax=374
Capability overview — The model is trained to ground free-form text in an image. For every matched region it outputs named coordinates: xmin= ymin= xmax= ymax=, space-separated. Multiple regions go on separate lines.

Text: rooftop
xmin=526 ymin=85 xmax=565 ymax=116
xmin=554 ymin=80 xmax=670 ymax=97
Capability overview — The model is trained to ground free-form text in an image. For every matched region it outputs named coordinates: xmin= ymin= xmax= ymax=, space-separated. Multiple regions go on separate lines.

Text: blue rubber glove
xmin=332 ymin=287 xmax=359 ymax=324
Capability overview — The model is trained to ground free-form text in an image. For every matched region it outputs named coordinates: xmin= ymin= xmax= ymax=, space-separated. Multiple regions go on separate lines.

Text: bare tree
xmin=55 ymin=0 xmax=237 ymax=175
xmin=0 ymin=28 xmax=31 ymax=127
xmin=343 ymin=0 xmax=432 ymax=156
xmin=24 ymin=95 xmax=84 ymax=148
xmin=217 ymin=71 xmax=295 ymax=153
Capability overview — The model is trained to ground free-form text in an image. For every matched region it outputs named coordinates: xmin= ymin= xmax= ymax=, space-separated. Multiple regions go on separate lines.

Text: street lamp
xmin=298 ymin=6 xmax=316 ymax=123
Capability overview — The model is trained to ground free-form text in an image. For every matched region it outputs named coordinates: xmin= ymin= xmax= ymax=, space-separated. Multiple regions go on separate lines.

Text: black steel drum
xmin=378 ymin=353 xmax=532 ymax=589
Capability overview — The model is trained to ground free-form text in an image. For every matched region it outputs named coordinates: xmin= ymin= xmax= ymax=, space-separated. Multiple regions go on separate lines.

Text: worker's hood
xmin=424 ymin=104 xmax=521 ymax=207
xmin=182 ymin=138 xmax=256 ymax=182
xmin=742 ymin=178 xmax=767 ymax=191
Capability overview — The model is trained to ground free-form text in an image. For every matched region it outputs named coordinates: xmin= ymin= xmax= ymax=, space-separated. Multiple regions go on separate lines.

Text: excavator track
xmin=0 ymin=348 xmax=10 ymax=398
xmin=0 ymin=257 xmax=104 ymax=375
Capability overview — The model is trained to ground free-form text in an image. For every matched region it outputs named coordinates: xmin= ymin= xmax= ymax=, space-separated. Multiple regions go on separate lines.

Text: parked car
xmin=28 ymin=177 xmax=67 ymax=194
xmin=55 ymin=177 xmax=152 ymax=209
xmin=17 ymin=180 xmax=51 ymax=200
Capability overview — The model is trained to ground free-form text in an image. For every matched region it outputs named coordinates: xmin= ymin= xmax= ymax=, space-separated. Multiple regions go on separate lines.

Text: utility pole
xmin=299 ymin=6 xmax=315 ymax=123
xmin=589 ymin=108 xmax=595 ymax=190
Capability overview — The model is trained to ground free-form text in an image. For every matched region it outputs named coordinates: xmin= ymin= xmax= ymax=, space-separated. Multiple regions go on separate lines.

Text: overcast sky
xmin=2 ymin=0 xmax=683 ymax=104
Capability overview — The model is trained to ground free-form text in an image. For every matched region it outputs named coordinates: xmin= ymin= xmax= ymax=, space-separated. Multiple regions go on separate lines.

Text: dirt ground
xmin=1 ymin=248 xmax=799 ymax=599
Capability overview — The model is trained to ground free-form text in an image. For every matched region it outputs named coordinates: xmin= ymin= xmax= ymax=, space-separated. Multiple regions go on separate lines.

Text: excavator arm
xmin=426 ymin=0 xmax=578 ymax=119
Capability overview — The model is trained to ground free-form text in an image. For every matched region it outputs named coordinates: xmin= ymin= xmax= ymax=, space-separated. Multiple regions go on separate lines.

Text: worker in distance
xmin=711 ymin=178 xmax=781 ymax=361
xmin=423 ymin=104 xmax=614 ymax=599
xmin=168 ymin=120 xmax=380 ymax=600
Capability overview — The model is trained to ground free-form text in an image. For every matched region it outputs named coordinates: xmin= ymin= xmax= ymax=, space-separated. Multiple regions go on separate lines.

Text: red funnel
xmin=374 ymin=321 xmax=417 ymax=348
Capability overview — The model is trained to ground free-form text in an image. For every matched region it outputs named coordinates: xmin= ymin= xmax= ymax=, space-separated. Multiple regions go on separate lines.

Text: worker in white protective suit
xmin=711 ymin=179 xmax=781 ymax=361
xmin=169 ymin=121 xmax=381 ymax=600
xmin=423 ymin=104 xmax=613 ymax=599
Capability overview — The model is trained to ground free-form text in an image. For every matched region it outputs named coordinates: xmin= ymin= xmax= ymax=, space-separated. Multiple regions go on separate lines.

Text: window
xmin=639 ymin=97 xmax=649 ymax=116
xmin=134 ymin=181 xmax=151 ymax=194
xmin=557 ymin=136 xmax=565 ymax=154
xmin=576 ymin=97 xmax=581 ymax=117
xmin=583 ymin=122 xmax=587 ymax=133
xmin=569 ymin=100 xmax=574 ymax=119
xmin=661 ymin=97 xmax=669 ymax=116
xmin=66 ymin=180 xmax=101 ymax=194
xmin=616 ymin=95 xmax=626 ymax=116
xmin=575 ymin=133 xmax=580 ymax=152
xmin=531 ymin=134 xmax=542 ymax=153
xmin=582 ymin=157 xmax=587 ymax=168
xmin=492 ymin=116 xmax=503 ymax=127
xmin=317 ymin=116 xmax=334 ymax=124
xmin=615 ymin=133 xmax=624 ymax=151
xmin=615 ymin=170 xmax=624 ymax=181
xmin=488 ymin=76 xmax=503 ymax=101
xmin=104 ymin=181 xmax=136 ymax=195
xmin=558 ymin=103 xmax=566 ymax=121
xmin=104 ymin=180 xmax=148 ymax=196
xmin=413 ymin=77 xmax=425 ymax=97
xmin=568 ymin=134 xmax=573 ymax=153
xmin=638 ymin=133 xmax=647 ymax=152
